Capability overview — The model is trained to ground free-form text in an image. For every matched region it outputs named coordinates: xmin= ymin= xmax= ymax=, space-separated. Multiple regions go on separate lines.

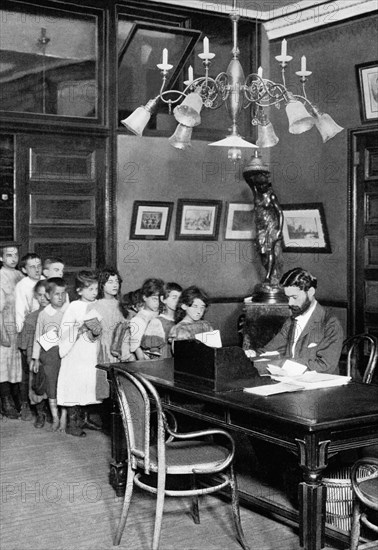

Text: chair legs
xmin=113 ymin=463 xmax=135 ymax=546
xmin=152 ymin=469 xmax=166 ymax=550
xmin=190 ymin=473 xmax=200 ymax=525
xmin=350 ymin=499 xmax=362 ymax=550
xmin=229 ymin=466 xmax=251 ymax=550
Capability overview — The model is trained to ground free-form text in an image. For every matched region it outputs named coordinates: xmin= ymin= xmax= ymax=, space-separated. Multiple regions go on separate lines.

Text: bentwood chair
xmin=110 ymin=366 xmax=250 ymax=550
xmin=350 ymin=457 xmax=378 ymax=550
xmin=342 ymin=333 xmax=378 ymax=384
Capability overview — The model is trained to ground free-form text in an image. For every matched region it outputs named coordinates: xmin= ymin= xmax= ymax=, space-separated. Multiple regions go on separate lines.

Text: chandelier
xmin=121 ymin=0 xmax=343 ymax=162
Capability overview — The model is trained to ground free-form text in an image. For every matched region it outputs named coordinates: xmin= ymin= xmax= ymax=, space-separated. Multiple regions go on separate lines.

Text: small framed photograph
xmin=356 ymin=61 xmax=378 ymax=122
xmin=224 ymin=202 xmax=255 ymax=240
xmin=175 ymin=199 xmax=222 ymax=240
xmin=281 ymin=203 xmax=331 ymax=253
xmin=130 ymin=201 xmax=173 ymax=240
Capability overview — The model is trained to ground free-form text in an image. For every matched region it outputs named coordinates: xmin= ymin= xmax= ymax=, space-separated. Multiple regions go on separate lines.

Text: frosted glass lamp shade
xmin=256 ymin=121 xmax=279 ymax=148
xmin=121 ymin=106 xmax=151 ymax=136
xmin=286 ymin=99 xmax=315 ymax=134
xmin=315 ymin=112 xmax=344 ymax=143
xmin=173 ymin=93 xmax=203 ymax=127
xmin=169 ymin=124 xmax=193 ymax=150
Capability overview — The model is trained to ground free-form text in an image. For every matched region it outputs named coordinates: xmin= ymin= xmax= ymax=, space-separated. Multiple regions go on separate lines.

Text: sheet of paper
xmin=243 ymin=382 xmax=303 ymax=396
xmin=270 ymin=372 xmax=351 ymax=390
xmin=195 ymin=330 xmax=222 ymax=348
xmin=267 ymin=360 xmax=307 ymax=377
xmin=39 ymin=329 xmax=59 ymax=351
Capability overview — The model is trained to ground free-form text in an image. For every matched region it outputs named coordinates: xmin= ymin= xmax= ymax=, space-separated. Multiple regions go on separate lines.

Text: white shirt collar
xmin=295 ymin=299 xmax=317 ymax=332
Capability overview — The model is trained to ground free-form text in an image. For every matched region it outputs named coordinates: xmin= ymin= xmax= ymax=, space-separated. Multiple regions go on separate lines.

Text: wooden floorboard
xmin=0 ymin=416 xmax=340 ymax=550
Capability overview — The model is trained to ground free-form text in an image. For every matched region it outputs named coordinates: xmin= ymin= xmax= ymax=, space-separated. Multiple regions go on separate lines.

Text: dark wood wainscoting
xmin=15 ymin=132 xmax=108 ymax=294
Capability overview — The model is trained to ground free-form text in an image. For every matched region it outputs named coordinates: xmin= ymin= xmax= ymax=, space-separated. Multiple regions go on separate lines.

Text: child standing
xmin=57 ymin=270 xmax=101 ymax=437
xmin=169 ymin=286 xmax=214 ymax=343
xmin=95 ymin=267 xmax=124 ymax=363
xmin=0 ymin=242 xmax=24 ymax=419
xmin=129 ymin=278 xmax=165 ymax=360
xmin=18 ymin=280 xmax=49 ymax=427
xmin=95 ymin=267 xmax=124 ymax=400
xmin=31 ymin=278 xmax=68 ymax=431
xmin=146 ymin=282 xmax=182 ymax=358
xmin=15 ymin=253 xmax=44 ymax=420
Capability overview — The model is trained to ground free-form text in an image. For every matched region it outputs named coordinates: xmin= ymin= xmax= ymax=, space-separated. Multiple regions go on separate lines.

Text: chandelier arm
xmin=159 ymin=89 xmax=188 ymax=107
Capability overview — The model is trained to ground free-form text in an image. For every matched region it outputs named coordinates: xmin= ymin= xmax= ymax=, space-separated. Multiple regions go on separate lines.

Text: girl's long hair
xmin=174 ymin=285 xmax=209 ymax=323
xmin=97 ymin=266 xmax=122 ymax=299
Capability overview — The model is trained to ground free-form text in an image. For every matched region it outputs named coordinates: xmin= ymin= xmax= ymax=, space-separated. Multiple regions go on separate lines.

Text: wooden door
xmin=349 ymin=129 xmax=378 ymax=339
xmin=15 ymin=133 xmax=107 ymax=294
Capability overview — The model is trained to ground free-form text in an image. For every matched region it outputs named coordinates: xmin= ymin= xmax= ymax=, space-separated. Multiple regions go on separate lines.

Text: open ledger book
xmin=244 ymin=359 xmax=351 ymax=396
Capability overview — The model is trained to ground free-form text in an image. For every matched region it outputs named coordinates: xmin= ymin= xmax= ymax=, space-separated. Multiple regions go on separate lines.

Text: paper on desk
xmin=195 ymin=330 xmax=222 ymax=348
xmin=243 ymin=382 xmax=303 ymax=396
xmin=39 ymin=329 xmax=59 ymax=351
xmin=270 ymin=371 xmax=351 ymax=390
xmin=267 ymin=359 xmax=307 ymax=377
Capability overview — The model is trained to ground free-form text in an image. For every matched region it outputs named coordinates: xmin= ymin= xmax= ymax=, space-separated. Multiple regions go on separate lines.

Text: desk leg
xmin=296 ymin=437 xmax=330 ymax=550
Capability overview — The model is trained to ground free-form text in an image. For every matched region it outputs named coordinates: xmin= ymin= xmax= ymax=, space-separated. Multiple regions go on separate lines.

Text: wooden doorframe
xmin=348 ymin=126 xmax=378 ymax=336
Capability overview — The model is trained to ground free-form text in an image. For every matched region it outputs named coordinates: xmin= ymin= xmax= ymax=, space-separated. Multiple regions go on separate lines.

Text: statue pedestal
xmin=242 ymin=301 xmax=290 ymax=350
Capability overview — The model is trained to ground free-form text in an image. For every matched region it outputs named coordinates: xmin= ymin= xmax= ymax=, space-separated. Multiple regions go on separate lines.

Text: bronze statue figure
xmin=243 ymin=152 xmax=286 ymax=303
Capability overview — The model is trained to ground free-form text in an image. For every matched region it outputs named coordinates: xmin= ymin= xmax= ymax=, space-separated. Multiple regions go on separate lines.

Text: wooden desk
xmin=98 ymin=359 xmax=378 ymax=550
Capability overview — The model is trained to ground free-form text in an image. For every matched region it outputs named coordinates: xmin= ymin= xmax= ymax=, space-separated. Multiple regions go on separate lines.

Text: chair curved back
xmin=342 ymin=333 xmax=378 ymax=384
xmin=351 ymin=457 xmax=378 ymax=511
xmin=112 ymin=367 xmax=164 ymax=475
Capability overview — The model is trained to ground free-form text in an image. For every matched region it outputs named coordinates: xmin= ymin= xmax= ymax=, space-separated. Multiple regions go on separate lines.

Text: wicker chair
xmin=342 ymin=333 xmax=378 ymax=384
xmin=110 ymin=366 xmax=250 ymax=550
xmin=350 ymin=457 xmax=378 ymax=550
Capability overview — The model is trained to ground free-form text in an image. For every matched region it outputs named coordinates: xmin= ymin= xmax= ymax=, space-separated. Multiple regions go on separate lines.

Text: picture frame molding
xmin=130 ymin=200 xmax=174 ymax=240
xmin=224 ymin=201 xmax=255 ymax=240
xmin=281 ymin=202 xmax=331 ymax=253
xmin=175 ymin=199 xmax=222 ymax=241
xmin=356 ymin=60 xmax=378 ymax=123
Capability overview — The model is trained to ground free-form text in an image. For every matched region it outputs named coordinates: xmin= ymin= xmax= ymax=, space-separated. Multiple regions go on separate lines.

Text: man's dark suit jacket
xmin=262 ymin=302 xmax=344 ymax=373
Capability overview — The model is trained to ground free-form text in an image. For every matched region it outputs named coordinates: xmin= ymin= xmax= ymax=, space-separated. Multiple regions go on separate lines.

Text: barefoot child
xmin=31 ymin=278 xmax=68 ymax=431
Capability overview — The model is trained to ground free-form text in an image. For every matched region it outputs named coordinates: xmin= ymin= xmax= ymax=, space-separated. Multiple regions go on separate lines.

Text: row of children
xmin=0 ymin=242 xmax=215 ymax=437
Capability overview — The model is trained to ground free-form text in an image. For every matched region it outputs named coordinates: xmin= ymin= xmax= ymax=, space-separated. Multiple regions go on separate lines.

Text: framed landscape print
xmin=175 ymin=199 xmax=222 ymax=240
xmin=130 ymin=201 xmax=173 ymax=240
xmin=356 ymin=61 xmax=378 ymax=122
xmin=281 ymin=203 xmax=331 ymax=253
xmin=224 ymin=202 xmax=255 ymax=240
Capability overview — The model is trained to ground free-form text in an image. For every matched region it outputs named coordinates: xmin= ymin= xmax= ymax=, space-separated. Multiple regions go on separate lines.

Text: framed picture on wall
xmin=224 ymin=202 xmax=255 ymax=240
xmin=130 ymin=201 xmax=173 ymax=240
xmin=281 ymin=203 xmax=331 ymax=253
xmin=175 ymin=199 xmax=222 ymax=240
xmin=356 ymin=61 xmax=378 ymax=122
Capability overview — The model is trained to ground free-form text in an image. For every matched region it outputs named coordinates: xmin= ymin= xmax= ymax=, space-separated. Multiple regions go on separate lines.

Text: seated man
xmin=252 ymin=267 xmax=344 ymax=374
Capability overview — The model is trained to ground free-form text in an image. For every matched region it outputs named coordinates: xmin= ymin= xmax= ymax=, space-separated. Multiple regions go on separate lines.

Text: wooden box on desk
xmin=173 ymin=339 xmax=254 ymax=392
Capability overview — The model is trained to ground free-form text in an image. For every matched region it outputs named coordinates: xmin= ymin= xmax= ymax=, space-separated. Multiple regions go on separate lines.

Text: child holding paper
xmin=31 ymin=278 xmax=68 ymax=431
xmin=169 ymin=286 xmax=214 ymax=344
xmin=57 ymin=270 xmax=102 ymax=437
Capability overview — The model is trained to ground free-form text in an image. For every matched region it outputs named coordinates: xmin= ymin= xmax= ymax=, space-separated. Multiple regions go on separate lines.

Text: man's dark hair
xmin=280 ymin=267 xmax=317 ymax=291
